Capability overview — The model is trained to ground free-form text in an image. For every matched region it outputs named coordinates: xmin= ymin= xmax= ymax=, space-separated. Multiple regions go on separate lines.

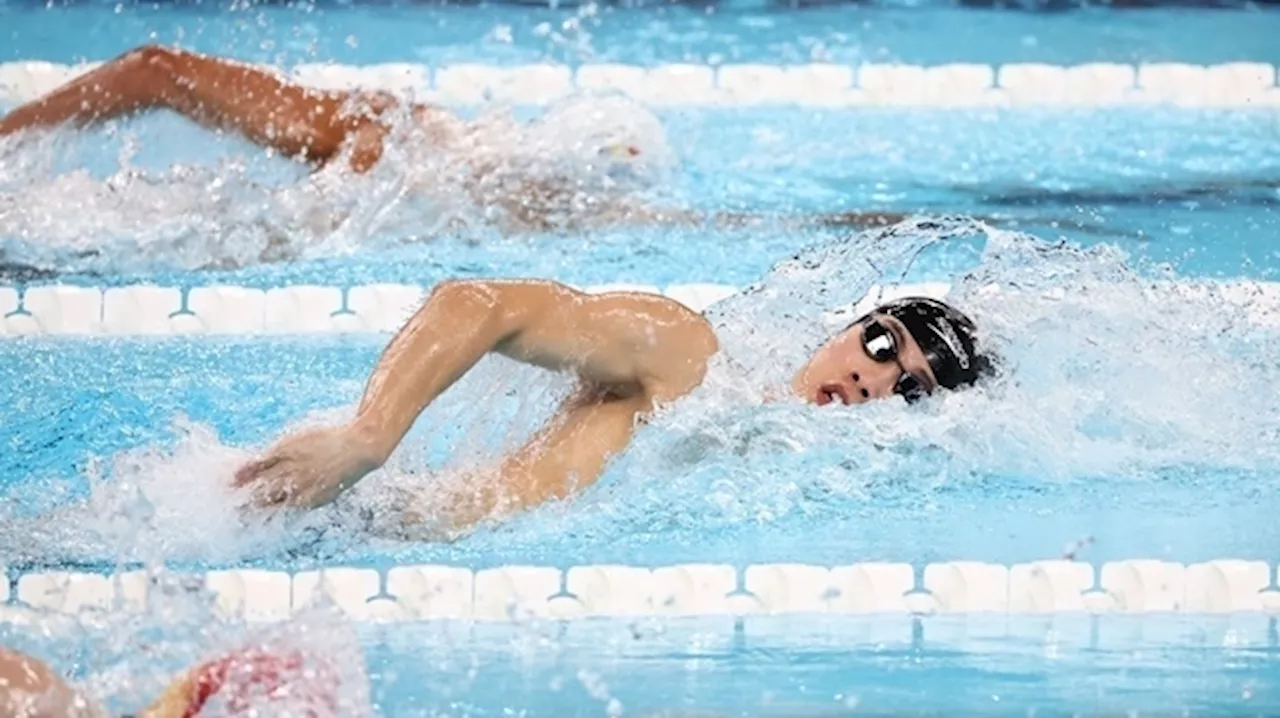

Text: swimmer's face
xmin=791 ymin=314 xmax=939 ymax=406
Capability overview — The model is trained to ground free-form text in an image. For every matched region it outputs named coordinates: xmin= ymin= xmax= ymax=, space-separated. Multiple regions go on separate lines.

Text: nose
xmin=851 ymin=359 xmax=908 ymax=401
xmin=849 ymin=372 xmax=871 ymax=402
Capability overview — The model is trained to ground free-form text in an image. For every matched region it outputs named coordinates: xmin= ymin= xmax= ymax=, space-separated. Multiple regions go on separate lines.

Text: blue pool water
xmin=3 ymin=107 xmax=1278 ymax=285
xmin=4 ymin=1 xmax=1280 ymax=68
xmin=3 ymin=0 xmax=1280 ymax=715
xmin=3 ymin=332 xmax=1280 ymax=574
xmin=7 ymin=610 xmax=1280 ymax=715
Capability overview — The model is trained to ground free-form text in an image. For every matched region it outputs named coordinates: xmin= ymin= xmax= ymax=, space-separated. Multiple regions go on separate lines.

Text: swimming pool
xmin=3 ymin=0 xmax=1280 ymax=715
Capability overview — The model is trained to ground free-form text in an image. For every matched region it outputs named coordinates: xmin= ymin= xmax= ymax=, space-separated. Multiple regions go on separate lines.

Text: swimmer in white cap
xmin=233 ymin=273 xmax=995 ymax=539
xmin=0 ymin=45 xmax=916 ymax=234
xmin=0 ymin=45 xmax=497 ymax=174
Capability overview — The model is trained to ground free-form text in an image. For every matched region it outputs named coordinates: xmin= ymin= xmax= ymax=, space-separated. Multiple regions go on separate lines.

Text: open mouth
xmin=818 ymin=383 xmax=852 ymax=406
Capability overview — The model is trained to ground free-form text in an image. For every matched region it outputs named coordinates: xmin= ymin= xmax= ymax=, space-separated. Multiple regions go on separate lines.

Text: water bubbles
xmin=3 ymin=215 xmax=1279 ymax=568
xmin=0 ymin=93 xmax=674 ymax=273
xmin=570 ymin=217 xmax=1280 ymax=540
xmin=486 ymin=24 xmax=515 ymax=44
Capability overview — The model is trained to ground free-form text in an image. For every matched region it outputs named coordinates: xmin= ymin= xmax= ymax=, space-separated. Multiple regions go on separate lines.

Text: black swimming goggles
xmin=861 ymin=318 xmax=932 ymax=404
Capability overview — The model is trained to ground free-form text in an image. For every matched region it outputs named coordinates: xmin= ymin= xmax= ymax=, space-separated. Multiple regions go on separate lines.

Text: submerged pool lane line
xmin=2 ymin=559 xmax=1280 ymax=626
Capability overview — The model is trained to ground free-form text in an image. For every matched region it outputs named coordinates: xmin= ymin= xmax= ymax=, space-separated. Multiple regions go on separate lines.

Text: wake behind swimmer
xmin=0 ymin=45 xmax=678 ymax=237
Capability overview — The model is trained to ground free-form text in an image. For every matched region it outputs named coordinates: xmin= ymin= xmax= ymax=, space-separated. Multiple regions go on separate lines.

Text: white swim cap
xmin=523 ymin=92 xmax=675 ymax=187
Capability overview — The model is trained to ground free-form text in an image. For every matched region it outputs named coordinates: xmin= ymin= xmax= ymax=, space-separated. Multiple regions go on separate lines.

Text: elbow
xmin=429 ymin=278 xmax=497 ymax=305
xmin=427 ymin=279 xmax=525 ymax=332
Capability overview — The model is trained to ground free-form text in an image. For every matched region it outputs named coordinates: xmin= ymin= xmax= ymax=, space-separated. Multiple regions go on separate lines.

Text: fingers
xmin=251 ymin=469 xmax=299 ymax=509
xmin=263 ymin=483 xmax=295 ymax=508
xmin=231 ymin=455 xmax=297 ymax=512
xmin=232 ymin=456 xmax=280 ymax=488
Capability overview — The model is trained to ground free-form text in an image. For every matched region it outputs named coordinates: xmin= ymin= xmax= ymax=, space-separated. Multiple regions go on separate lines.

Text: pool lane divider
xmin=0 ymin=282 xmax=744 ymax=336
xmin=3 ymin=279 xmax=1280 ymax=336
xmin=1 ymin=60 xmax=1277 ymax=108
xmin=2 ymin=560 xmax=1279 ymax=625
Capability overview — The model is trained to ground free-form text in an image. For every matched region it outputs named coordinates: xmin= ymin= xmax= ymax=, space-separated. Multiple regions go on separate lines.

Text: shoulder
xmin=583 ymin=290 xmax=719 ymax=400
xmin=587 ymin=289 xmax=717 ymax=344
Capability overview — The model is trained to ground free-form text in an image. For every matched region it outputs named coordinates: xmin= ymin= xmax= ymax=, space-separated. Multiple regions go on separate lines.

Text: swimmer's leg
xmin=0 ymin=45 xmax=385 ymax=170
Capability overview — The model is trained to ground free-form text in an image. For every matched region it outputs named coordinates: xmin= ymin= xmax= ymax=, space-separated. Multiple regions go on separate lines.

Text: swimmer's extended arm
xmin=234 ymin=279 xmax=717 ymax=519
xmin=0 ymin=44 xmax=405 ymax=174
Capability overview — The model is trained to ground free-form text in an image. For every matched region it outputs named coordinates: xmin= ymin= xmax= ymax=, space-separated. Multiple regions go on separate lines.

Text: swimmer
xmin=0 ymin=45 xmax=464 ymax=174
xmin=0 ymin=642 xmax=337 ymax=717
xmin=0 ymin=45 xmax=679 ymax=232
xmin=0 ymin=45 xmax=1137 ymax=238
xmin=232 ymin=275 xmax=994 ymax=537
xmin=0 ymin=44 xmax=1051 ymax=239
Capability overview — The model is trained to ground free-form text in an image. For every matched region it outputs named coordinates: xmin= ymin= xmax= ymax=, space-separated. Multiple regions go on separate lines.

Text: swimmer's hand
xmin=232 ymin=423 xmax=383 ymax=510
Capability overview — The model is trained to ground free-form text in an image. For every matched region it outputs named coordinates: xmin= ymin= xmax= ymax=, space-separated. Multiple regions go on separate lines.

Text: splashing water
xmin=0 ymin=91 xmax=676 ymax=274
xmin=6 ymin=604 xmax=373 ymax=718
xmin=4 ymin=218 xmax=1280 ymax=564
xmin=601 ymin=216 xmax=1280 ymax=534
xmin=2 ymin=416 xmax=285 ymax=567
xmin=0 ymin=359 xmax=575 ymax=565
